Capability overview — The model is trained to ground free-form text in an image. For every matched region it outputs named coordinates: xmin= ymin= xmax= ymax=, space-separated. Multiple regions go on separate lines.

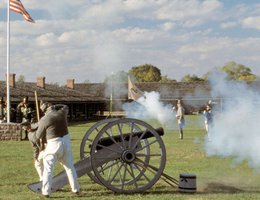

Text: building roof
xmin=0 ymin=81 xmax=105 ymax=103
xmin=73 ymin=81 xmax=212 ymax=101
xmin=135 ymin=82 xmax=211 ymax=99
xmin=2 ymin=76 xmax=260 ymax=104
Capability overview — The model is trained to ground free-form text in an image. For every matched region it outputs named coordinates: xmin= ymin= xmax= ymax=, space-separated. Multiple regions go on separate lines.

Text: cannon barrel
xmin=97 ymin=127 xmax=164 ymax=148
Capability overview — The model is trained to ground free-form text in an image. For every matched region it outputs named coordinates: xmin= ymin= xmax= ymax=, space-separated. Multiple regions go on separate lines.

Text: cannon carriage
xmin=28 ymin=118 xmax=179 ymax=194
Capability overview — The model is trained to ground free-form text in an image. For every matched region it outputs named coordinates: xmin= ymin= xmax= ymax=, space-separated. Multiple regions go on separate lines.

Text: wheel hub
xmin=121 ymin=149 xmax=136 ymax=163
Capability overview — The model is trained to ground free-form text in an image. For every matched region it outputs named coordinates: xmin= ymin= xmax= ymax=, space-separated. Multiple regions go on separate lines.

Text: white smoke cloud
xmin=205 ymin=72 xmax=260 ymax=170
xmin=122 ymin=91 xmax=176 ymax=129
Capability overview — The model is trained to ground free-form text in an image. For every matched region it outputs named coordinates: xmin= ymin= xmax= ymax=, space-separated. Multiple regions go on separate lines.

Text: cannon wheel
xmin=80 ymin=118 xmax=118 ymax=183
xmin=80 ymin=118 xmax=150 ymax=185
xmin=90 ymin=118 xmax=166 ymax=193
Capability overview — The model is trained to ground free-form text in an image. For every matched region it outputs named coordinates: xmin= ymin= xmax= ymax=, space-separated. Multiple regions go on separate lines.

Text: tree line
xmin=104 ymin=61 xmax=258 ymax=83
xmin=16 ymin=61 xmax=258 ymax=84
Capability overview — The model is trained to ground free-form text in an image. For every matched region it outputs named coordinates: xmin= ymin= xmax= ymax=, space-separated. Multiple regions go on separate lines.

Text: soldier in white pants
xmin=175 ymin=100 xmax=185 ymax=139
xmin=203 ymin=104 xmax=213 ymax=140
xmin=29 ymin=138 xmax=44 ymax=181
xmin=28 ymin=123 xmax=45 ymax=181
xmin=29 ymin=103 xmax=80 ymax=198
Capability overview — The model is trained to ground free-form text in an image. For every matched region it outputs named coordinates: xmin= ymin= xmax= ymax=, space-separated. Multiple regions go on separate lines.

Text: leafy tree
xmin=129 ymin=64 xmax=161 ymax=82
xmin=160 ymin=75 xmax=177 ymax=83
xmin=181 ymin=74 xmax=204 ymax=82
xmin=17 ymin=75 xmax=25 ymax=83
xmin=221 ymin=61 xmax=256 ymax=81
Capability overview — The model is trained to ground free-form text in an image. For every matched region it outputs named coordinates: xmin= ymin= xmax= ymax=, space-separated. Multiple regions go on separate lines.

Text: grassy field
xmin=1 ymin=115 xmax=260 ymax=200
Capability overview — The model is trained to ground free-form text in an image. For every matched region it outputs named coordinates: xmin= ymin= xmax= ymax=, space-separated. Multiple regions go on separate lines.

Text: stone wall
xmin=0 ymin=123 xmax=22 ymax=141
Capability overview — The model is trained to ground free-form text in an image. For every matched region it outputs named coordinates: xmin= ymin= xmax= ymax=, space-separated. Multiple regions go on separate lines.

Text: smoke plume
xmin=123 ymin=91 xmax=176 ymax=129
xmin=205 ymin=72 xmax=260 ymax=170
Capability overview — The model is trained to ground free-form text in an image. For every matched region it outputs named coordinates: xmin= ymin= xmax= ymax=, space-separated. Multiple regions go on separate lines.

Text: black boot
xmin=179 ymin=130 xmax=183 ymax=139
xmin=23 ymin=131 xmax=28 ymax=140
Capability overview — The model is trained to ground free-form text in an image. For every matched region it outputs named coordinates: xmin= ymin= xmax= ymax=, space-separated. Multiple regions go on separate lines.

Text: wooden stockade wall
xmin=0 ymin=123 xmax=22 ymax=141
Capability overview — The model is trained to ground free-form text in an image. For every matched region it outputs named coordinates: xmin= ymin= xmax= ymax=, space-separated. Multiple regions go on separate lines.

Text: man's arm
xmin=28 ymin=118 xmax=46 ymax=143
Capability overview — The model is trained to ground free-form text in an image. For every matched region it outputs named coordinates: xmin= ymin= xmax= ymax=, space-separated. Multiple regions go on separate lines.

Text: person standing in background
xmin=203 ymin=104 xmax=213 ymax=140
xmin=27 ymin=122 xmax=46 ymax=181
xmin=17 ymin=97 xmax=34 ymax=140
xmin=0 ymin=98 xmax=6 ymax=123
xmin=175 ymin=100 xmax=185 ymax=140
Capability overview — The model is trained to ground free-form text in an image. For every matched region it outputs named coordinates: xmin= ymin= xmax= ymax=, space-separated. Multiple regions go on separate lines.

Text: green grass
xmin=1 ymin=115 xmax=260 ymax=199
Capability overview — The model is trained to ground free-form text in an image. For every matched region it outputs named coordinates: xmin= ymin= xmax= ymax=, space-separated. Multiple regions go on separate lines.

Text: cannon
xmin=28 ymin=118 xmax=178 ymax=194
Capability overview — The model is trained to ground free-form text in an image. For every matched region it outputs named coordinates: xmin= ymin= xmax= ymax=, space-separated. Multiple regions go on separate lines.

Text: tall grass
xmin=0 ymin=116 xmax=260 ymax=200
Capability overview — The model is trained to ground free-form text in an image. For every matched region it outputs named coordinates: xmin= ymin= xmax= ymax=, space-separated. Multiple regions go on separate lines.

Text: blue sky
xmin=0 ymin=0 xmax=259 ymax=84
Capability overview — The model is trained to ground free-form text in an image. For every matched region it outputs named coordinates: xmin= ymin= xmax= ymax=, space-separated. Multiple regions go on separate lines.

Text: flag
xmin=128 ymin=76 xmax=145 ymax=101
xmin=10 ymin=0 xmax=34 ymax=23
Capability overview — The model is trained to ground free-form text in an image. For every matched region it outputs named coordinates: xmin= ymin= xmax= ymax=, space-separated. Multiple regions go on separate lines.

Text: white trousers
xmin=205 ymin=122 xmax=209 ymax=132
xmin=34 ymin=151 xmax=44 ymax=181
xmin=205 ymin=121 xmax=212 ymax=140
xmin=42 ymin=134 xmax=80 ymax=195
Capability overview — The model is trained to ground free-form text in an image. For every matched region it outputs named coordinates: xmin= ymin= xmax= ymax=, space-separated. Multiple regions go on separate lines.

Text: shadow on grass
xmin=202 ymin=182 xmax=244 ymax=193
xmin=59 ymin=182 xmax=260 ymax=198
xmin=197 ymin=182 xmax=260 ymax=195
xmin=26 ymin=184 xmax=260 ymax=199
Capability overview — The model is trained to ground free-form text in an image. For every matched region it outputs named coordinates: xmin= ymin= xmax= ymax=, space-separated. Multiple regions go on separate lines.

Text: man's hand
xmin=27 ymin=125 xmax=31 ymax=131
xmin=29 ymin=122 xmax=39 ymax=132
